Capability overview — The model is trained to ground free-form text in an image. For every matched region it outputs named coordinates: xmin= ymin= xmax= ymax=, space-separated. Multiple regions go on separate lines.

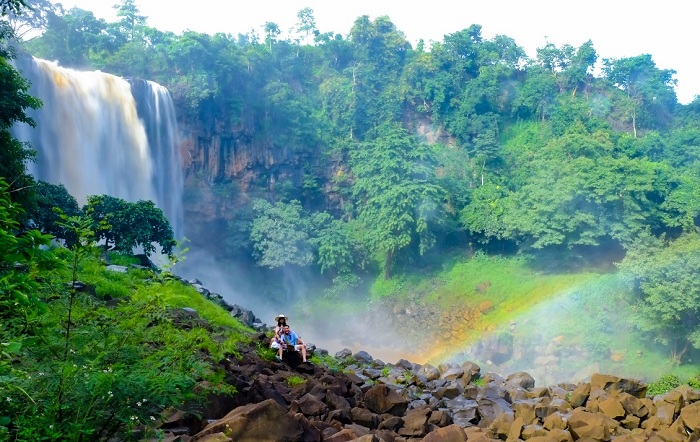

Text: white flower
xmin=150 ymin=416 xmax=156 ymax=421
xmin=5 ymin=397 xmax=11 ymax=402
xmin=137 ymin=402 xmax=142 ymax=407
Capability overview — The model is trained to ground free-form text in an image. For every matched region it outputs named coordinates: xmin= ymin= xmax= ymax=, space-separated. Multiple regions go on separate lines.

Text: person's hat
xmin=274 ymin=314 xmax=287 ymax=322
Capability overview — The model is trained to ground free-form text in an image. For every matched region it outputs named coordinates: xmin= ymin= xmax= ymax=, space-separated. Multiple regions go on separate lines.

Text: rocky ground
xmin=151 ymin=313 xmax=699 ymax=442
xmin=151 ymin=278 xmax=700 ymax=442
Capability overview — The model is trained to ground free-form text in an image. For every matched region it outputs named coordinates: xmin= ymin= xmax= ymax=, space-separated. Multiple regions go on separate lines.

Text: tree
xmin=23 ymin=7 xmax=110 ymax=67
xmin=660 ymin=168 xmax=700 ymax=232
xmin=0 ymin=21 xmax=41 ymax=215
xmin=0 ymin=0 xmax=26 ymax=16
xmin=618 ymin=232 xmax=700 ymax=362
xmin=5 ymin=0 xmax=62 ymax=41
xmin=263 ymin=21 xmax=280 ymax=51
xmin=85 ymin=195 xmax=176 ymax=256
xmin=603 ymin=54 xmax=677 ymax=137
xmin=311 ymin=214 xmax=368 ymax=275
xmin=27 ymin=181 xmax=81 ymax=245
xmin=249 ymin=198 xmax=314 ymax=268
xmin=496 ymin=124 xmax=668 ymax=252
xmin=512 ymin=66 xmax=557 ymax=121
xmin=460 ymin=183 xmax=511 ymax=242
xmin=351 ymin=123 xmax=447 ymax=278
xmin=113 ymin=0 xmax=146 ymax=42
xmin=293 ymin=7 xmax=317 ymax=45
xmin=563 ymin=40 xmax=597 ymax=97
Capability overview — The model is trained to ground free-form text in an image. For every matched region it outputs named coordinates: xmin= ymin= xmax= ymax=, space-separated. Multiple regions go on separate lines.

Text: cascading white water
xmin=129 ymin=78 xmax=184 ymax=237
xmin=12 ymin=57 xmax=183 ymax=236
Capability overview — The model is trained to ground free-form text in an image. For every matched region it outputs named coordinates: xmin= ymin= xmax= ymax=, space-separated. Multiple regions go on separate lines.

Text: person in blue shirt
xmin=279 ymin=324 xmax=307 ymax=362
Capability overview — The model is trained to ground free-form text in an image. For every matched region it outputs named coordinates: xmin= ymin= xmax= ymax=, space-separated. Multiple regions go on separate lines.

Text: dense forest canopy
xmin=4 ymin=0 xmax=700 ymax=359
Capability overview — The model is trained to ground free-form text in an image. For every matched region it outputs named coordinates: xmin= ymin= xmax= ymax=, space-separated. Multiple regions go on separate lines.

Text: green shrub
xmin=647 ymin=374 xmax=681 ymax=396
xmin=310 ymin=354 xmax=348 ymax=373
xmin=256 ymin=342 xmax=278 ymax=362
xmin=688 ymin=374 xmax=700 ymax=390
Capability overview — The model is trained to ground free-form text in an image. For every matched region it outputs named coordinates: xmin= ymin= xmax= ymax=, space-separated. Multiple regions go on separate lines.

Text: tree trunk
xmin=384 ymin=248 xmax=394 ymax=280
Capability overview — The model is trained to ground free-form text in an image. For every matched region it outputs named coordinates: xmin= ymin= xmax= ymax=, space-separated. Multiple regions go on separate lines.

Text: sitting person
xmin=270 ymin=314 xmax=288 ymax=353
xmin=278 ymin=324 xmax=307 ymax=363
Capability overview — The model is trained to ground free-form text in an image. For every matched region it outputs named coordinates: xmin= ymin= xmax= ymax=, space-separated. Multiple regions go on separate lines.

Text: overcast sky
xmin=59 ymin=0 xmax=698 ymax=103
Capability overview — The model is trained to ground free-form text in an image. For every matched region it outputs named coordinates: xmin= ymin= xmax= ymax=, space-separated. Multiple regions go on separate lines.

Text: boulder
xmin=422 ymin=423 xmax=467 ymax=442
xmin=398 ymin=406 xmax=430 ymax=437
xmin=680 ymin=401 xmax=700 ymax=430
xmin=590 ymin=374 xmax=647 ymax=398
xmin=363 ymin=385 xmax=408 ymax=416
xmin=192 ymin=399 xmax=304 ymax=441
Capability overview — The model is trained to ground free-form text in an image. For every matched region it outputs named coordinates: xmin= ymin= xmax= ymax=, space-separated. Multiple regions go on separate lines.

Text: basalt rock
xmin=182 ymin=334 xmax=700 ymax=442
xmin=162 ymin=288 xmax=700 ymax=442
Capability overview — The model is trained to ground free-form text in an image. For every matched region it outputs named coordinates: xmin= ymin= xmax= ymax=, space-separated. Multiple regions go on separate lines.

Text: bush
xmin=688 ymin=374 xmax=700 ymax=390
xmin=647 ymin=374 xmax=681 ymax=396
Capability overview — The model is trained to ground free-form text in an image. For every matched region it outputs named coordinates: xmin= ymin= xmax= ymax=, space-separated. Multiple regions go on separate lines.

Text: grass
xmin=287 ymin=375 xmax=306 ymax=387
xmin=134 ymin=280 xmax=250 ymax=332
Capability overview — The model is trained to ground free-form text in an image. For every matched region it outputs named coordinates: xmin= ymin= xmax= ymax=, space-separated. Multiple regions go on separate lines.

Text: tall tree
xmin=351 ymin=123 xmax=446 ymax=278
xmin=263 ymin=21 xmax=280 ymax=51
xmin=0 ymin=20 xmax=41 ymax=215
xmin=112 ymin=0 xmax=146 ymax=42
xmin=249 ymin=198 xmax=314 ymax=268
xmin=293 ymin=7 xmax=317 ymax=45
xmin=603 ymin=54 xmax=677 ymax=137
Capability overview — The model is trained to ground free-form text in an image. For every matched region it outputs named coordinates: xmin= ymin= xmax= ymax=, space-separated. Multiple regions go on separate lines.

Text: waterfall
xmin=129 ymin=79 xmax=184 ymax=237
xmin=12 ymin=57 xmax=183 ymax=236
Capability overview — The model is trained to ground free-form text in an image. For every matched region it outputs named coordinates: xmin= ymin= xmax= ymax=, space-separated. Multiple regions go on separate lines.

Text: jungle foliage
xmin=10 ymin=1 xmax=700 ymax=362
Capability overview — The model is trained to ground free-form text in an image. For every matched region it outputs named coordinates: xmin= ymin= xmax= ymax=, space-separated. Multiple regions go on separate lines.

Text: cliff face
xmin=178 ymin=112 xmax=310 ymax=250
xmin=181 ymin=125 xmax=299 ymax=185
xmin=177 ymin=107 xmax=454 ymax=251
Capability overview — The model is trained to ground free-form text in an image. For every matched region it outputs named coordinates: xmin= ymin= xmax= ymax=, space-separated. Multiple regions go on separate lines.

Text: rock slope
xmin=151 ymin=328 xmax=700 ymax=442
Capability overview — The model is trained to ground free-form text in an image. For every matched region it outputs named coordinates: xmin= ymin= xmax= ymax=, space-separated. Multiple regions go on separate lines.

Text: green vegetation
xmin=647 ymin=374 xmax=682 ymax=396
xmin=85 ymin=195 xmax=177 ymax=257
xmin=286 ymin=375 xmax=307 ymax=387
xmin=1 ymin=0 xmax=700 ymax=420
xmin=0 ymin=177 xmax=245 ymax=439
